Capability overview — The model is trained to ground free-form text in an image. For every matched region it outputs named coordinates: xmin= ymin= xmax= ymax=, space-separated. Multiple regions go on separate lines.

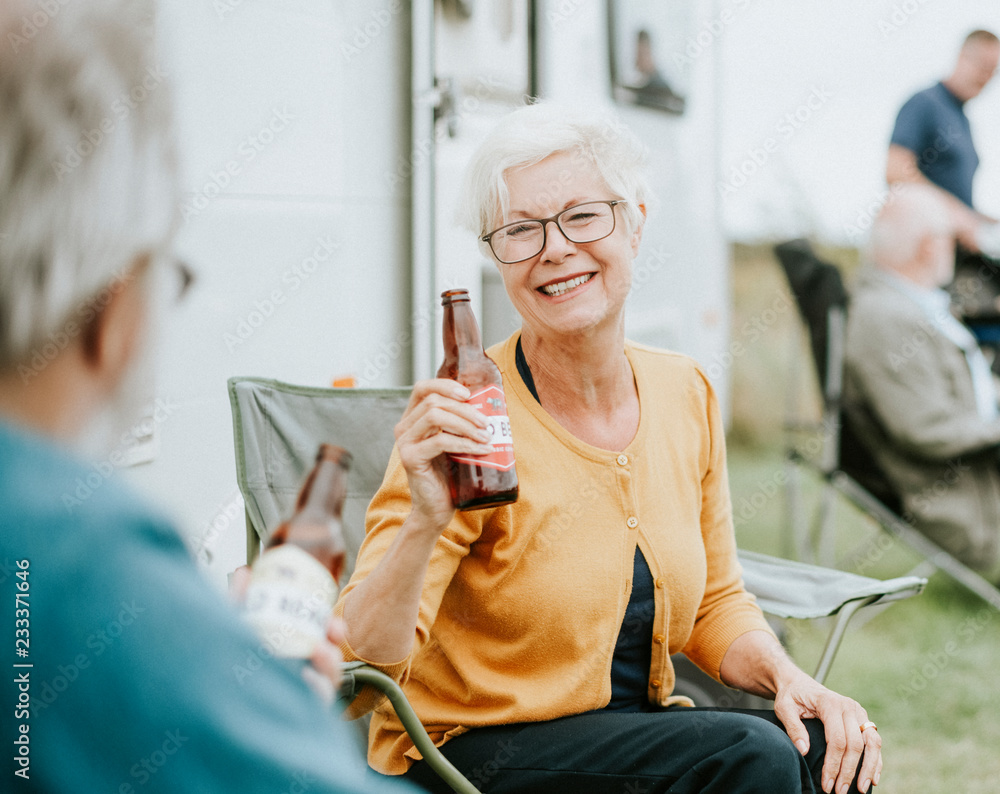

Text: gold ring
xmin=860 ymin=721 xmax=877 ymax=733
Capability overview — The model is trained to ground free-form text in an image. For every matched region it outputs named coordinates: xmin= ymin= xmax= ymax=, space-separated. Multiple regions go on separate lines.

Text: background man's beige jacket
xmin=844 ymin=269 xmax=1000 ymax=573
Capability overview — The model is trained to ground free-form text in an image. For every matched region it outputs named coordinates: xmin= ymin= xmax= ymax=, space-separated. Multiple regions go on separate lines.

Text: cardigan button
xmin=616 ymin=454 xmax=628 ymax=466
xmin=626 ymin=516 xmax=638 ymax=529
xmin=655 ymin=578 xmax=665 ymax=588
xmin=650 ymin=680 xmax=662 ymax=689
xmin=654 ymin=634 xmax=665 ymax=645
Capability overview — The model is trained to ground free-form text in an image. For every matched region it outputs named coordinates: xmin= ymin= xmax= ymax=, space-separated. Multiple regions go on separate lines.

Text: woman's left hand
xmin=773 ymin=672 xmax=882 ymax=794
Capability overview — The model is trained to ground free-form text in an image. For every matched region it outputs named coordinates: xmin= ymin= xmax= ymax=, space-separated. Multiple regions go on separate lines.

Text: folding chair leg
xmin=786 ymin=453 xmax=837 ymax=565
xmin=833 ymin=473 xmax=1000 ymax=612
xmin=817 ymin=483 xmax=838 ymax=568
xmin=916 ymin=545 xmax=1000 ymax=611
xmin=812 ymin=595 xmax=879 ymax=686
xmin=782 ymin=458 xmax=802 ymax=560
xmin=784 ymin=457 xmax=805 ymax=561
xmin=347 ymin=666 xmax=481 ymax=794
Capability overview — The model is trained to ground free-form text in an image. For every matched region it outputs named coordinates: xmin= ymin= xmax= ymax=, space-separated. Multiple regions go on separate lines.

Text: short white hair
xmin=0 ymin=0 xmax=178 ymax=371
xmin=459 ymin=102 xmax=650 ymax=258
xmin=870 ymin=184 xmax=952 ymax=270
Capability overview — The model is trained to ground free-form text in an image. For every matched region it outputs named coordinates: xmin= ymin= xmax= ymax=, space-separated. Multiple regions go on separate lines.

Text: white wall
xmin=126 ymin=1 xmax=413 ymax=587
xmin=433 ymin=0 xmax=535 ymax=349
xmin=538 ymin=0 xmax=731 ymax=409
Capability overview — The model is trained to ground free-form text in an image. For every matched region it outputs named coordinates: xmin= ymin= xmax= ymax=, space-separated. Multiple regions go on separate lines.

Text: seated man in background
xmin=843 ymin=184 xmax=1000 ymax=579
xmin=0 ymin=2 xmax=416 ymax=791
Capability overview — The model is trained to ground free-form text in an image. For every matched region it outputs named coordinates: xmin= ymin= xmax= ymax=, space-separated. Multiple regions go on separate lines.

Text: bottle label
xmin=242 ymin=545 xmax=338 ymax=658
xmin=449 ymin=384 xmax=516 ymax=471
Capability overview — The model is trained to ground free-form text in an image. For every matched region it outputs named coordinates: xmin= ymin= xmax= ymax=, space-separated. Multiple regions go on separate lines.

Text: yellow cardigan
xmin=336 ymin=333 xmax=773 ymax=775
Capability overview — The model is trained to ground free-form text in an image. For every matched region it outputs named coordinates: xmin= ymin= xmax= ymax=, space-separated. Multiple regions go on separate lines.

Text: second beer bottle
xmin=243 ymin=443 xmax=351 ymax=658
xmin=437 ymin=289 xmax=518 ymax=510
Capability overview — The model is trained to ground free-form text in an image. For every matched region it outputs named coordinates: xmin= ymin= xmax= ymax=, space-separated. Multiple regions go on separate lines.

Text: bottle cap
xmin=441 ymin=288 xmax=471 ymax=305
xmin=316 ymin=443 xmax=352 ymax=470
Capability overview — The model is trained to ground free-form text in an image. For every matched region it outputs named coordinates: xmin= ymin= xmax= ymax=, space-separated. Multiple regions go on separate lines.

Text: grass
xmin=727 ymin=243 xmax=1000 ymax=794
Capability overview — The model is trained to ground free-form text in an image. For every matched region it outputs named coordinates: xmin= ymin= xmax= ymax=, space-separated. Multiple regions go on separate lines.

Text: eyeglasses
xmin=481 ymin=200 xmax=626 ymax=264
xmin=147 ymin=254 xmax=195 ymax=305
xmin=135 ymin=253 xmax=196 ymax=304
xmin=172 ymin=258 xmax=195 ymax=304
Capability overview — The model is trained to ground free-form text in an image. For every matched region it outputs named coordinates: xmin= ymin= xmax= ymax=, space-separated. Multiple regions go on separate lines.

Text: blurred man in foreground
xmin=843 ymin=185 xmax=1000 ymax=579
xmin=0 ymin=2 xmax=416 ymax=791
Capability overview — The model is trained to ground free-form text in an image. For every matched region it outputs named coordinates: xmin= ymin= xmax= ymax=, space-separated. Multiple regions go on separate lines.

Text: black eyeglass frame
xmin=481 ymin=199 xmax=627 ymax=264
xmin=173 ymin=258 xmax=195 ymax=303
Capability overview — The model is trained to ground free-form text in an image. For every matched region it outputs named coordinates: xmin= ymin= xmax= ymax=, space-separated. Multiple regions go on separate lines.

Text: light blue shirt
xmin=0 ymin=420 xmax=417 ymax=793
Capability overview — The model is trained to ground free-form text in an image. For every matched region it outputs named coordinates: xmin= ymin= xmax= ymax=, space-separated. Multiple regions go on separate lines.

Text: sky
xmin=716 ymin=0 xmax=1000 ymax=243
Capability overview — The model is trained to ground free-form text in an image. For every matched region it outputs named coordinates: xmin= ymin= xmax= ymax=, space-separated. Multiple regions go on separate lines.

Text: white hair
xmin=458 ymin=102 xmax=650 ymax=259
xmin=0 ymin=0 xmax=179 ymax=372
xmin=869 ymin=184 xmax=952 ymax=270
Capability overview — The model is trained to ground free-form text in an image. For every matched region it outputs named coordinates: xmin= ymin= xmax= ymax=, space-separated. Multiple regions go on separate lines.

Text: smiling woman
xmin=335 ymin=103 xmax=882 ymax=794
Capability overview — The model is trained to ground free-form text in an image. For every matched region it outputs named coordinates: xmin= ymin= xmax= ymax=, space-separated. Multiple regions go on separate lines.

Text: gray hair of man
xmin=962 ymin=29 xmax=999 ymax=50
xmin=459 ymin=102 xmax=650 ymax=261
xmin=869 ymin=184 xmax=953 ymax=274
xmin=0 ymin=0 xmax=179 ymax=373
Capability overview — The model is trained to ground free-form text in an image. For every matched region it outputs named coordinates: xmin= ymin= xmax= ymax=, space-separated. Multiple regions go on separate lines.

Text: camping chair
xmin=228 ymin=376 xmax=926 ymax=793
xmin=775 ymin=239 xmax=1000 ymax=612
xmin=775 ymin=238 xmax=849 ymax=566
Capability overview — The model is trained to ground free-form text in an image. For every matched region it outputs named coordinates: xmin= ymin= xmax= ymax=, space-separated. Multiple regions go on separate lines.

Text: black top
xmin=514 ymin=336 xmax=540 ymax=402
xmin=515 ymin=337 xmax=656 ymax=712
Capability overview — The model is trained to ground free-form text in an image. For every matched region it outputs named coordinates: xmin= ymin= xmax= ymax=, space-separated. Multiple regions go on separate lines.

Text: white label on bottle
xmin=243 ymin=545 xmax=338 ymax=658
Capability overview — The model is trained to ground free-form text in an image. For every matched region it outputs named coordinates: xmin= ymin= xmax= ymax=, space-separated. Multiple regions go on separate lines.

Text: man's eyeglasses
xmin=172 ymin=259 xmax=195 ymax=304
xmin=481 ymin=200 xmax=626 ymax=264
xmin=155 ymin=256 xmax=195 ymax=305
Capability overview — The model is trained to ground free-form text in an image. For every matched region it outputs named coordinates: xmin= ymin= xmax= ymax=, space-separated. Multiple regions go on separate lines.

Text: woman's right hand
xmin=394 ymin=379 xmax=494 ymax=532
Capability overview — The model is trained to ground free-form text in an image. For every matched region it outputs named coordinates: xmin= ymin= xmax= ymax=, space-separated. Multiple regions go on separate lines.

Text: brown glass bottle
xmin=437 ymin=289 xmax=518 ymax=510
xmin=244 ymin=444 xmax=351 ymax=657
xmin=266 ymin=444 xmax=351 ymax=582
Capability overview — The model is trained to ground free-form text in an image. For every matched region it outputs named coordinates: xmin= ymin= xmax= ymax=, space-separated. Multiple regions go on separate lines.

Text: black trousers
xmin=402 ymin=707 xmax=863 ymax=794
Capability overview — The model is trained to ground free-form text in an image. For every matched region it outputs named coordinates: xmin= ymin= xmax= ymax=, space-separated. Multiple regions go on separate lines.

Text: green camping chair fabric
xmin=230 ymin=381 xmax=412 ymax=566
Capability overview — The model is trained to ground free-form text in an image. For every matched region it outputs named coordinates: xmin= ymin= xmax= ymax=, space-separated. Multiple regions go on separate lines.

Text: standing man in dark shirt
xmin=887 ymin=30 xmax=1000 ymax=313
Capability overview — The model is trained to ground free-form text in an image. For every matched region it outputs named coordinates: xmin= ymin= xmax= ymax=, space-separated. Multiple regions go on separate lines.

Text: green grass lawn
xmin=728 ymin=446 xmax=1000 ymax=793
xmin=727 ymin=244 xmax=1000 ymax=793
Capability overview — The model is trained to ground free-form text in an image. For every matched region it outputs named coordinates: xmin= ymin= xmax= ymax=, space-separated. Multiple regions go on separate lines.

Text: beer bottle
xmin=437 ymin=289 xmax=518 ymax=510
xmin=243 ymin=444 xmax=351 ymax=657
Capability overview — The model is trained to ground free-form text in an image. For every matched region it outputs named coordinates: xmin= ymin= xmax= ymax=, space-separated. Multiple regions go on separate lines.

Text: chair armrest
xmin=738 ymin=549 xmax=926 ymax=620
xmin=738 ymin=550 xmax=927 ymax=684
xmin=338 ymin=662 xmax=482 ymax=794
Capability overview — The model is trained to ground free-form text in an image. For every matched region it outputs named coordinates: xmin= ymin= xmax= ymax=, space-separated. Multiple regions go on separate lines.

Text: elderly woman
xmin=337 ymin=104 xmax=881 ymax=794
